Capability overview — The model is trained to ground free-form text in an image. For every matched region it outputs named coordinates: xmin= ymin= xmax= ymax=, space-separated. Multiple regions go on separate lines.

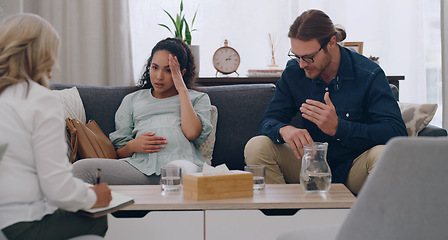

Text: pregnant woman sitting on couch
xmin=72 ymin=38 xmax=212 ymax=185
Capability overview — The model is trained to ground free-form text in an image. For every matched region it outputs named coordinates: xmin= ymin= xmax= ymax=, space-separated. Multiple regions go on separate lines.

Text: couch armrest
xmin=418 ymin=124 xmax=448 ymax=137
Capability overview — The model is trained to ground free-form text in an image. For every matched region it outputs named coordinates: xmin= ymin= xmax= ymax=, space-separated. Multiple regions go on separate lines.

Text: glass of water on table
xmin=244 ymin=165 xmax=266 ymax=190
xmin=161 ymin=165 xmax=182 ymax=191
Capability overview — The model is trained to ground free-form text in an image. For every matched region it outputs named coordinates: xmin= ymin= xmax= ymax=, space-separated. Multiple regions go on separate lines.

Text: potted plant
xmin=159 ymin=0 xmax=200 ymax=74
xmin=158 ymin=0 xmax=197 ymax=45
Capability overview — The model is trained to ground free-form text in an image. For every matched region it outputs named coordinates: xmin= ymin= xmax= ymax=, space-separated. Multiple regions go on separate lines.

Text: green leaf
xmin=163 ymin=9 xmax=176 ymax=31
xmin=175 ymin=14 xmax=183 ymax=38
xmin=180 ymin=0 xmax=184 ymax=13
xmin=191 ymin=9 xmax=198 ymax=27
xmin=158 ymin=24 xmax=174 ymax=36
xmin=180 ymin=15 xmax=187 ymax=40
xmin=184 ymin=19 xmax=191 ymax=45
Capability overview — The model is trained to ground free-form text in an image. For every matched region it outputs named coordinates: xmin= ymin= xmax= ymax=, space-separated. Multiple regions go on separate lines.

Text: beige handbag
xmin=65 ymin=118 xmax=118 ymax=163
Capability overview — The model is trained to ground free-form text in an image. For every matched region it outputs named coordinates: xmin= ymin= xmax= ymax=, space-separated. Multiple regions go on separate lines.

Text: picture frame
xmin=341 ymin=42 xmax=363 ymax=54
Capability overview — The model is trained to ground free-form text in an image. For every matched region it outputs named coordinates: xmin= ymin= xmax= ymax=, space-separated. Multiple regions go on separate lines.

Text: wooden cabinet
xmin=205 ymin=209 xmax=350 ymax=240
xmin=105 ymin=184 xmax=355 ymax=240
xmin=106 ymin=211 xmax=204 ymax=240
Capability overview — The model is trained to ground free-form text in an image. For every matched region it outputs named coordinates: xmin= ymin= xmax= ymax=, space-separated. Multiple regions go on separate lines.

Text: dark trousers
xmin=2 ymin=209 xmax=107 ymax=240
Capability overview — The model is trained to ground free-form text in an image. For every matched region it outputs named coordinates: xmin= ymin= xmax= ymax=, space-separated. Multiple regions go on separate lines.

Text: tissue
xmin=202 ymin=163 xmax=230 ymax=174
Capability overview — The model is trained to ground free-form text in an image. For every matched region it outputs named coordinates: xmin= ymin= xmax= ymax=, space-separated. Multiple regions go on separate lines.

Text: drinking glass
xmin=244 ymin=165 xmax=266 ymax=190
xmin=161 ymin=166 xmax=182 ymax=191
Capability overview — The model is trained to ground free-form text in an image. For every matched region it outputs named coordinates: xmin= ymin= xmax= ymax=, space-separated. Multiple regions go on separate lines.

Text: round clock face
xmin=213 ymin=46 xmax=240 ymax=74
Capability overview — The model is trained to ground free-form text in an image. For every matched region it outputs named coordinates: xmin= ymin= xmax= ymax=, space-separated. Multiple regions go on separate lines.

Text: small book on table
xmin=77 ymin=191 xmax=134 ymax=218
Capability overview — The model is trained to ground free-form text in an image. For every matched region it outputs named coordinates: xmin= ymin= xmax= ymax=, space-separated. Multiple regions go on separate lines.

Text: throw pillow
xmin=0 ymin=143 xmax=7 ymax=161
xmin=52 ymin=87 xmax=86 ymax=159
xmin=199 ymin=105 xmax=218 ymax=165
xmin=398 ymin=102 xmax=437 ymax=136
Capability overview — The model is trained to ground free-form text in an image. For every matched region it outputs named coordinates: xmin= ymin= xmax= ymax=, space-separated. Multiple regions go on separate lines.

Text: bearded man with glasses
xmin=244 ymin=9 xmax=407 ymax=195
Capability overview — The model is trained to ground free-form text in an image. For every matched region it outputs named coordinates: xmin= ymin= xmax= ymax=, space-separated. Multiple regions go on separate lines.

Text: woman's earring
xmin=46 ymin=69 xmax=52 ymax=79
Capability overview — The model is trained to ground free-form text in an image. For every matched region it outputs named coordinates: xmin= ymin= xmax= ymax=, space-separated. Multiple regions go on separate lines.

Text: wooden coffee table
xmin=110 ymin=183 xmax=354 ymax=211
xmin=106 ymin=184 xmax=355 ymax=240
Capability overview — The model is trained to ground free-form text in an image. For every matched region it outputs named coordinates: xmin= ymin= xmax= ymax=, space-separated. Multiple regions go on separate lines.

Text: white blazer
xmin=0 ymin=81 xmax=96 ymax=230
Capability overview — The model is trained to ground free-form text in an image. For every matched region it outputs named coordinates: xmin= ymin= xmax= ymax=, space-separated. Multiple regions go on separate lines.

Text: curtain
xmin=23 ymin=0 xmax=134 ymax=86
xmin=442 ymin=0 xmax=448 ymax=128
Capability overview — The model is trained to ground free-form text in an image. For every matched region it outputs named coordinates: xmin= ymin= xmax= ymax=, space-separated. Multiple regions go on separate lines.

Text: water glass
xmin=244 ymin=165 xmax=266 ymax=190
xmin=161 ymin=166 xmax=182 ymax=191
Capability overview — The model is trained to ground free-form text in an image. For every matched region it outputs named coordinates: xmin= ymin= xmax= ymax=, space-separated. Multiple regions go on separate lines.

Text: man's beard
xmin=303 ymin=52 xmax=331 ymax=80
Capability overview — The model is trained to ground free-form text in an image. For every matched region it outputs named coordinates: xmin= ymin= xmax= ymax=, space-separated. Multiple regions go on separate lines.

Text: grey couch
xmin=52 ymin=83 xmax=447 ymax=171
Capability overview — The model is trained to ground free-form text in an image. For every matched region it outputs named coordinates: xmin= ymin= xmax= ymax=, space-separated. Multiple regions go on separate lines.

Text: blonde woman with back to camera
xmin=0 ymin=14 xmax=112 ymax=240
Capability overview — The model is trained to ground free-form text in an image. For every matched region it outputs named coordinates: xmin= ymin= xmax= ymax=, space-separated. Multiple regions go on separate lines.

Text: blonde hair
xmin=0 ymin=13 xmax=60 ymax=95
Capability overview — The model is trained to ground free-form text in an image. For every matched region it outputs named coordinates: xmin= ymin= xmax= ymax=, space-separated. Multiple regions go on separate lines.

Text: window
xmin=424 ymin=0 xmax=442 ymax=126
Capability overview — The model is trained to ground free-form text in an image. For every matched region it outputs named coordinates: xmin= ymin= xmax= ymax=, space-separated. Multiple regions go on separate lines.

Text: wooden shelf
xmin=386 ymin=75 xmax=405 ymax=89
xmin=197 ymin=76 xmax=280 ymax=86
xmin=197 ymin=75 xmax=405 ymax=88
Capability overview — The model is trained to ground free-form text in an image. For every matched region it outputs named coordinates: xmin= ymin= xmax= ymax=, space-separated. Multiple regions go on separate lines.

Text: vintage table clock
xmin=212 ymin=39 xmax=240 ymax=76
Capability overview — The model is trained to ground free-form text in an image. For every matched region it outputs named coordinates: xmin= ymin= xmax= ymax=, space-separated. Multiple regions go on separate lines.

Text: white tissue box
xmin=183 ymin=170 xmax=253 ymax=200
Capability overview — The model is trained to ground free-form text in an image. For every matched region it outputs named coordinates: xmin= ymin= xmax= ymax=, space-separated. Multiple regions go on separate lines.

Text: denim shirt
xmin=259 ymin=46 xmax=407 ymax=183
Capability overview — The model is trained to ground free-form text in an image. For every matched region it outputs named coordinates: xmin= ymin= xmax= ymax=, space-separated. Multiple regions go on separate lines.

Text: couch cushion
xmin=198 ymin=105 xmax=218 ymax=165
xmin=52 ymin=87 xmax=86 ymax=158
xmin=52 ymin=86 xmax=86 ymax=123
xmin=398 ymin=102 xmax=437 ymax=136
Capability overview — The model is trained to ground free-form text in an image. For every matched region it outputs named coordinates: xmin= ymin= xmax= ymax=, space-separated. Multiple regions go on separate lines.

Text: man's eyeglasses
xmin=288 ymin=47 xmax=323 ymax=64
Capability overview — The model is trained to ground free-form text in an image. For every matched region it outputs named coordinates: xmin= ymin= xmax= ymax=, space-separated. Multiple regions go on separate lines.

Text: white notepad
xmin=77 ymin=191 xmax=134 ymax=218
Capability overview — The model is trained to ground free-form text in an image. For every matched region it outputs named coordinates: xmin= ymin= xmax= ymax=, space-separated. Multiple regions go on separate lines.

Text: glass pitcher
xmin=300 ymin=142 xmax=332 ymax=192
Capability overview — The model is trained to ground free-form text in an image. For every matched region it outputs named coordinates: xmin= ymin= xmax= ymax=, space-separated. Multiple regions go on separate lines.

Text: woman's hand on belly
xmin=116 ymin=132 xmax=168 ymax=158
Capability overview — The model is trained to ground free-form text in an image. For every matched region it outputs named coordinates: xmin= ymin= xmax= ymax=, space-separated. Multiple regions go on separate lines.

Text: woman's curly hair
xmin=138 ymin=38 xmax=196 ymax=89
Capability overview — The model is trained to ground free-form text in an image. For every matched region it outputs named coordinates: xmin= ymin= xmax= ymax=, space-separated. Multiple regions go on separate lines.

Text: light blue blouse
xmin=109 ymin=89 xmax=212 ymax=176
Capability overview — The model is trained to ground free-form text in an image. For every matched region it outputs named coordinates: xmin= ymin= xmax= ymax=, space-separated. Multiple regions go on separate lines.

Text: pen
xmin=96 ymin=168 xmax=101 ymax=184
